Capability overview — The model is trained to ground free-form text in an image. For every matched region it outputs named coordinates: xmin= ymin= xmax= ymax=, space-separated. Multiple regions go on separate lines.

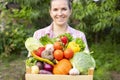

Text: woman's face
xmin=49 ymin=0 xmax=72 ymax=26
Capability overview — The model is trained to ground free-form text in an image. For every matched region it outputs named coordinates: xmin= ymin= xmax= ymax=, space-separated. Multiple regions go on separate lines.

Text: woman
xmin=33 ymin=0 xmax=89 ymax=53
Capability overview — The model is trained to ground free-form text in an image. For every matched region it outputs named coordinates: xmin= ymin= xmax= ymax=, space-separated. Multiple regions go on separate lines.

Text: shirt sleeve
xmin=33 ymin=31 xmax=39 ymax=39
xmin=81 ymin=33 xmax=90 ymax=53
xmin=33 ymin=29 xmax=43 ymax=40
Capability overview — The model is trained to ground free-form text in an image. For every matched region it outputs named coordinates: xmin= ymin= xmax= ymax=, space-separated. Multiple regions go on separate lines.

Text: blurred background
xmin=0 ymin=0 xmax=120 ymax=80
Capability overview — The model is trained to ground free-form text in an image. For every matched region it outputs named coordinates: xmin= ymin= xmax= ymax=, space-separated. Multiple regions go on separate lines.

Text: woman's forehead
xmin=51 ymin=0 xmax=69 ymax=8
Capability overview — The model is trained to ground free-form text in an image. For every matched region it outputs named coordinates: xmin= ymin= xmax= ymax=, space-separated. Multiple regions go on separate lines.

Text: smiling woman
xmin=33 ymin=0 xmax=90 ymax=53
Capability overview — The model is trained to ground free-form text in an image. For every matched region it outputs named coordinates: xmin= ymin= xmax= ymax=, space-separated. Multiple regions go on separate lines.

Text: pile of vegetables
xmin=25 ymin=33 xmax=96 ymax=75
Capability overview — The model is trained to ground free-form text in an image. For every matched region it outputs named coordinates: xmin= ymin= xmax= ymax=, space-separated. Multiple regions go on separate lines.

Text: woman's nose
xmin=57 ymin=10 xmax=62 ymax=16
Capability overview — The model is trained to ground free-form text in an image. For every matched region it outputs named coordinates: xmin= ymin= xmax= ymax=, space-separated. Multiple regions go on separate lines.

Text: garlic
xmin=31 ymin=65 xmax=39 ymax=74
xmin=69 ymin=67 xmax=80 ymax=75
xmin=45 ymin=44 xmax=54 ymax=52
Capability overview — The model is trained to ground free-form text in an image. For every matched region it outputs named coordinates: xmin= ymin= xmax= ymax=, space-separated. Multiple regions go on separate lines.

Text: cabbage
xmin=25 ymin=37 xmax=43 ymax=52
xmin=70 ymin=52 xmax=96 ymax=74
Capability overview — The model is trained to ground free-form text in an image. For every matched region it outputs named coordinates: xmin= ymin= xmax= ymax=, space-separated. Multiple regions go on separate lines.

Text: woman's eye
xmin=52 ymin=8 xmax=67 ymax=11
xmin=62 ymin=8 xmax=67 ymax=11
xmin=53 ymin=8 xmax=58 ymax=11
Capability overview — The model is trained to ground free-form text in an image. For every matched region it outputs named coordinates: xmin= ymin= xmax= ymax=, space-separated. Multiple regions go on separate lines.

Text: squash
xmin=53 ymin=59 xmax=72 ymax=75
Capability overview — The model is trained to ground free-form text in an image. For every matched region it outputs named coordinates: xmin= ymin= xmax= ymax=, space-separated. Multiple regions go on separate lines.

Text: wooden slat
xmin=25 ymin=74 xmax=93 ymax=80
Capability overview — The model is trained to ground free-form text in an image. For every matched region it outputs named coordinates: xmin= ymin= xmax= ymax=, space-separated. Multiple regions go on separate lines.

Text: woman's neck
xmin=52 ymin=23 xmax=68 ymax=37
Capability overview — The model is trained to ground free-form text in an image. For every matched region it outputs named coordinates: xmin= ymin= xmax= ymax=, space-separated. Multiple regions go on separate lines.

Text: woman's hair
xmin=50 ymin=0 xmax=73 ymax=9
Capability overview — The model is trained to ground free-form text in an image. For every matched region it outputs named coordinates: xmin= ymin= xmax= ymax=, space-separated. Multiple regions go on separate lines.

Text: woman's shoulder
xmin=33 ymin=26 xmax=51 ymax=39
xmin=69 ymin=26 xmax=85 ymax=37
xmin=34 ymin=26 xmax=49 ymax=33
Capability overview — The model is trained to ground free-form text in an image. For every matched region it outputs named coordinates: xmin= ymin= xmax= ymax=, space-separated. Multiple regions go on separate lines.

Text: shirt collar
xmin=45 ymin=23 xmax=73 ymax=37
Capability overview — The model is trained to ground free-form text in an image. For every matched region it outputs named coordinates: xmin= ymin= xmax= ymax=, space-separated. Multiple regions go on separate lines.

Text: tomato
xmin=64 ymin=48 xmax=74 ymax=59
xmin=54 ymin=42 xmax=63 ymax=50
xmin=33 ymin=47 xmax=45 ymax=57
xmin=53 ymin=50 xmax=64 ymax=61
xmin=60 ymin=36 xmax=68 ymax=45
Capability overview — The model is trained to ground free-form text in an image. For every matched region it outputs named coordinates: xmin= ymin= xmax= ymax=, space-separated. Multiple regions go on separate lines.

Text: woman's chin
xmin=56 ymin=22 xmax=66 ymax=26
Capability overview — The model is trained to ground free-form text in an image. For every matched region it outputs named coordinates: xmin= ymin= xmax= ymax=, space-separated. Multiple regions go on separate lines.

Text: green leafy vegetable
xmin=70 ymin=52 xmax=96 ymax=74
xmin=26 ymin=57 xmax=37 ymax=66
xmin=39 ymin=35 xmax=54 ymax=45
xmin=75 ymin=38 xmax=85 ymax=51
xmin=25 ymin=37 xmax=43 ymax=52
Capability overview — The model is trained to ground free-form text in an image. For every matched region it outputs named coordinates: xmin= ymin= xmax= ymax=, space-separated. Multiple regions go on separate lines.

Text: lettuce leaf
xmin=25 ymin=37 xmax=43 ymax=52
xmin=26 ymin=57 xmax=37 ymax=66
xmin=39 ymin=35 xmax=54 ymax=45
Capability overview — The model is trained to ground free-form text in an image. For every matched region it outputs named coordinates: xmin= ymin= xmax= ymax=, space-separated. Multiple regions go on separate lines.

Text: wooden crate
xmin=25 ymin=67 xmax=94 ymax=80
xmin=25 ymin=74 xmax=93 ymax=80
xmin=25 ymin=68 xmax=94 ymax=80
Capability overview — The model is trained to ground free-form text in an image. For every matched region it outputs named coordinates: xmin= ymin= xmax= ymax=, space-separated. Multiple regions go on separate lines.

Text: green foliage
xmin=0 ymin=2 xmax=35 ymax=56
xmin=0 ymin=25 xmax=35 ymax=56
xmin=6 ymin=0 xmax=51 ymax=28
xmin=90 ymin=41 xmax=120 ymax=80
xmin=71 ymin=0 xmax=120 ymax=43
xmin=72 ymin=0 xmax=120 ymax=32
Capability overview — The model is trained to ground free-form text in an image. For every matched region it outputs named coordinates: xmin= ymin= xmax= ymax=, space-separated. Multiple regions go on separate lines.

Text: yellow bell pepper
xmin=67 ymin=41 xmax=80 ymax=53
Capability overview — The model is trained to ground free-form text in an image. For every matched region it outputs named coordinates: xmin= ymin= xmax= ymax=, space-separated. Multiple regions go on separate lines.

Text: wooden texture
xmin=25 ymin=74 xmax=93 ymax=80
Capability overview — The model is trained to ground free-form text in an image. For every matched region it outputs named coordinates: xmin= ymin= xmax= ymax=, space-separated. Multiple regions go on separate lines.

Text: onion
xmin=40 ymin=70 xmax=53 ymax=74
xmin=36 ymin=61 xmax=43 ymax=70
xmin=43 ymin=62 xmax=53 ymax=72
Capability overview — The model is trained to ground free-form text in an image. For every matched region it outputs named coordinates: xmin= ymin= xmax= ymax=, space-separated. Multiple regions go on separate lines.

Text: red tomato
xmin=54 ymin=42 xmax=63 ymax=50
xmin=53 ymin=50 xmax=64 ymax=61
xmin=64 ymin=48 xmax=74 ymax=59
xmin=33 ymin=47 xmax=45 ymax=57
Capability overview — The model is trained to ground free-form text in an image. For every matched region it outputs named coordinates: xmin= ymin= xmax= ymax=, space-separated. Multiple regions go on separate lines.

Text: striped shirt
xmin=33 ymin=23 xmax=90 ymax=53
